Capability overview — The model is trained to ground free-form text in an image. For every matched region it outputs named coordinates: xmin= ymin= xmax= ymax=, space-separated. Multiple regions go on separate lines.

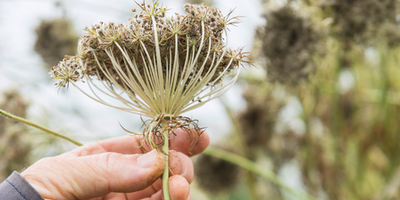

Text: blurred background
xmin=1 ymin=0 xmax=400 ymax=199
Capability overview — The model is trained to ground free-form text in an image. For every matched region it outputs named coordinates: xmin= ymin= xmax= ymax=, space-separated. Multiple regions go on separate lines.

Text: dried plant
xmin=194 ymin=147 xmax=240 ymax=194
xmin=384 ymin=23 xmax=400 ymax=47
xmin=50 ymin=2 xmax=249 ymax=199
xmin=319 ymin=0 xmax=398 ymax=45
xmin=239 ymin=85 xmax=285 ymax=150
xmin=34 ymin=18 xmax=78 ymax=66
xmin=258 ymin=5 xmax=322 ymax=85
xmin=51 ymin=2 xmax=248 ymax=122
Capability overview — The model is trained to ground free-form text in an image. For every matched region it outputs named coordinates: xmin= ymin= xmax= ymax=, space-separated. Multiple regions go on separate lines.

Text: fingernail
xmin=137 ymin=149 xmax=158 ymax=168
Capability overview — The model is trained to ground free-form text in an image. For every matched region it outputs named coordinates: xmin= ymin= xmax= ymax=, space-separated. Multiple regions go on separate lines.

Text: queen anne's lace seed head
xmin=34 ymin=18 xmax=78 ymax=66
xmin=258 ymin=5 xmax=322 ymax=85
xmin=319 ymin=0 xmax=398 ymax=45
xmin=51 ymin=2 xmax=250 ymax=147
xmin=194 ymin=147 xmax=240 ymax=193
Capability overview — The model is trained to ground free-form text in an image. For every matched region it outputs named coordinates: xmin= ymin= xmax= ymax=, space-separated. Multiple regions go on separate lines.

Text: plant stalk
xmin=0 ymin=108 xmax=83 ymax=146
xmin=203 ymin=146 xmax=315 ymax=200
xmin=162 ymin=122 xmax=170 ymax=200
xmin=219 ymin=98 xmax=260 ymax=200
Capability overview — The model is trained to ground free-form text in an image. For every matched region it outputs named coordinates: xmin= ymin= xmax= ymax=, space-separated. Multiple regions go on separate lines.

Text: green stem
xmin=203 ymin=146 xmax=315 ymax=200
xmin=0 ymin=108 xmax=83 ymax=146
xmin=219 ymin=98 xmax=259 ymax=200
xmin=162 ymin=123 xmax=170 ymax=200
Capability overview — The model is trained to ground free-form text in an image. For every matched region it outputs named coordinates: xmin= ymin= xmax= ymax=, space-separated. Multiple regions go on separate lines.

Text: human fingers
xmin=65 ymin=130 xmax=209 ymax=157
xmin=169 ymin=129 xmax=210 ymax=156
xmin=140 ymin=175 xmax=190 ymax=200
xmin=169 ymin=175 xmax=191 ymax=200
xmin=126 ymin=150 xmax=194 ymax=199
xmin=64 ymin=135 xmax=142 ymax=157
xmin=169 ymin=151 xmax=194 ymax=183
xmin=22 ymin=149 xmax=165 ymax=200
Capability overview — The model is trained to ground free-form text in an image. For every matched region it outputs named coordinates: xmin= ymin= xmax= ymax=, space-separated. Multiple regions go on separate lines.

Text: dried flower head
xmin=34 ymin=18 xmax=78 ymax=66
xmin=239 ymin=85 xmax=285 ymax=149
xmin=385 ymin=24 xmax=400 ymax=47
xmin=319 ymin=0 xmax=398 ymax=45
xmin=258 ymin=5 xmax=321 ymax=85
xmin=51 ymin=2 xmax=249 ymax=147
xmin=194 ymin=148 xmax=240 ymax=194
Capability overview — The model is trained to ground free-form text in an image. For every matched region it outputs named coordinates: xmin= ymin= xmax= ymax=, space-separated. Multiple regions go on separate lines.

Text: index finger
xmin=65 ymin=129 xmax=210 ymax=157
xmin=169 ymin=129 xmax=210 ymax=156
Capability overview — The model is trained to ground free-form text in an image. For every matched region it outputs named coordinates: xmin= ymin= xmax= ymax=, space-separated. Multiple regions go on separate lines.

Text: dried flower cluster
xmin=319 ymin=0 xmax=398 ymax=45
xmin=51 ymin=2 xmax=249 ymax=152
xmin=51 ymin=2 xmax=248 ymax=119
xmin=238 ymin=86 xmax=285 ymax=149
xmin=34 ymin=18 xmax=78 ymax=66
xmin=194 ymin=149 xmax=240 ymax=194
xmin=385 ymin=23 xmax=400 ymax=47
xmin=258 ymin=5 xmax=321 ymax=85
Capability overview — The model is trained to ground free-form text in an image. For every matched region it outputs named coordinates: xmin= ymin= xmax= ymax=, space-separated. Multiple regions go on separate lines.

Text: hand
xmin=21 ymin=129 xmax=210 ymax=200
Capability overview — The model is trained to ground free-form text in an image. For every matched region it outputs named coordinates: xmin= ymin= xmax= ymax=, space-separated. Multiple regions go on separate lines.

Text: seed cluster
xmin=195 ymin=149 xmax=240 ymax=194
xmin=51 ymin=2 xmax=249 ymax=91
xmin=238 ymin=86 xmax=285 ymax=149
xmin=320 ymin=0 xmax=398 ymax=45
xmin=34 ymin=18 xmax=78 ymax=67
xmin=258 ymin=6 xmax=321 ymax=85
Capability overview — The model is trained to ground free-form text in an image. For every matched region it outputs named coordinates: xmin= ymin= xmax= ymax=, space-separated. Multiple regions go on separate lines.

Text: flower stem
xmin=203 ymin=146 xmax=315 ymax=200
xmin=0 ymin=108 xmax=83 ymax=146
xmin=162 ymin=122 xmax=170 ymax=200
xmin=219 ymin=98 xmax=260 ymax=200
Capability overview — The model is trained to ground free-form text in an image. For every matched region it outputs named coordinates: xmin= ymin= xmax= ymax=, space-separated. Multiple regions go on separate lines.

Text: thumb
xmin=22 ymin=149 xmax=164 ymax=200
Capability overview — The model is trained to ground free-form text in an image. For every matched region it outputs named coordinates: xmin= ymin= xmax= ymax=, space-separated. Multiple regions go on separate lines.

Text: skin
xmin=21 ymin=129 xmax=210 ymax=200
